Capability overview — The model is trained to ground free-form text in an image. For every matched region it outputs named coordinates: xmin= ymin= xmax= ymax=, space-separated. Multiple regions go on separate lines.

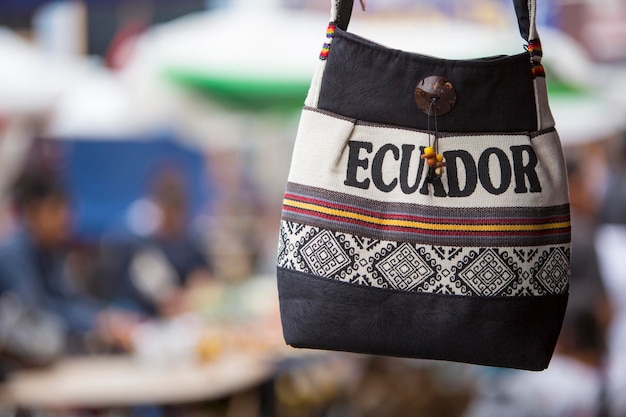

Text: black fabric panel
xmin=334 ymin=0 xmax=532 ymax=42
xmin=277 ymin=267 xmax=567 ymax=371
xmin=318 ymin=29 xmax=538 ymax=133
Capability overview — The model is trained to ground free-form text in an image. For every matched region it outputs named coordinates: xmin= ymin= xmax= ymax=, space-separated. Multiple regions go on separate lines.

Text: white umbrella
xmin=119 ymin=6 xmax=626 ymax=147
xmin=0 ymin=27 xmax=82 ymax=116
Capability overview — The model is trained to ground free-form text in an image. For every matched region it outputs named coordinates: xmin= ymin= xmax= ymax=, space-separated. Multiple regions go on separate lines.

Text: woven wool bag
xmin=277 ymin=0 xmax=570 ymax=370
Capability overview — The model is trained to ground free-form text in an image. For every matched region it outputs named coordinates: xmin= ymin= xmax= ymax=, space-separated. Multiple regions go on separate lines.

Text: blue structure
xmin=60 ymin=136 xmax=209 ymax=241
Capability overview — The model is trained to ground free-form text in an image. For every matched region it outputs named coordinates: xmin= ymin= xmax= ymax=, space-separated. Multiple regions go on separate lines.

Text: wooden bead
xmin=435 ymin=167 xmax=445 ymax=175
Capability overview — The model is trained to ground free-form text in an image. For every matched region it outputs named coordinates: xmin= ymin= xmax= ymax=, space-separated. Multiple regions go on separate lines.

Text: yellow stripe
xmin=284 ymin=199 xmax=570 ymax=232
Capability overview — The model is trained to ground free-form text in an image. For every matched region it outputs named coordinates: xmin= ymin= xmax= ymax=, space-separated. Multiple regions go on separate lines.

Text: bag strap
xmin=331 ymin=0 xmax=539 ymax=42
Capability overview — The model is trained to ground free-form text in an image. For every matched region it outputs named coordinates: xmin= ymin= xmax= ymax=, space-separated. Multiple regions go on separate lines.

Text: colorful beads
xmin=528 ymin=39 xmax=545 ymax=78
xmin=326 ymin=24 xmax=336 ymax=38
xmin=320 ymin=43 xmax=331 ymax=60
xmin=421 ymin=147 xmax=446 ymax=175
xmin=320 ymin=23 xmax=336 ymax=60
xmin=531 ymin=62 xmax=545 ymax=78
xmin=527 ymin=39 xmax=543 ymax=56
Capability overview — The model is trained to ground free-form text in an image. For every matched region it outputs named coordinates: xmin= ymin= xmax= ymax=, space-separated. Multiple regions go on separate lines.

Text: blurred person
xmin=0 ymin=290 xmax=66 ymax=379
xmin=206 ymin=149 xmax=266 ymax=281
xmin=104 ymin=169 xmax=214 ymax=317
xmin=0 ymin=172 xmax=138 ymax=351
xmin=595 ymin=134 xmax=626 ymax=417
xmin=566 ymin=151 xmax=613 ymax=334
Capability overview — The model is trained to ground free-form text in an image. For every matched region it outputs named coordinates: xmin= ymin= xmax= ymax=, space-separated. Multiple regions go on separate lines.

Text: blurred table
xmin=0 ymin=353 xmax=276 ymax=408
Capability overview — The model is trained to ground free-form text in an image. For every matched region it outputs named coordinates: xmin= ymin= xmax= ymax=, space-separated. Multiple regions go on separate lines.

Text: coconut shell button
xmin=414 ymin=76 xmax=457 ymax=116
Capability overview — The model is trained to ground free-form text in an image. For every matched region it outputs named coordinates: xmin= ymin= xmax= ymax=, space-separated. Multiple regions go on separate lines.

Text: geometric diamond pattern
xmin=536 ymin=248 xmax=570 ymax=294
xmin=301 ymin=230 xmax=350 ymax=276
xmin=375 ymin=243 xmax=433 ymax=291
xmin=278 ymin=220 xmax=570 ymax=296
xmin=457 ymin=248 xmax=516 ymax=296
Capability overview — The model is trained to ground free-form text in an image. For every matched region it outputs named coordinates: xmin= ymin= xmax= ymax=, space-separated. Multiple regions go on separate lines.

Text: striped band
xmin=320 ymin=43 xmax=331 ymax=60
xmin=282 ymin=182 xmax=571 ymax=247
xmin=527 ymin=39 xmax=543 ymax=57
xmin=528 ymin=39 xmax=545 ymax=78
xmin=531 ymin=63 xmax=546 ymax=78
xmin=326 ymin=23 xmax=336 ymax=38
xmin=319 ymin=23 xmax=336 ymax=60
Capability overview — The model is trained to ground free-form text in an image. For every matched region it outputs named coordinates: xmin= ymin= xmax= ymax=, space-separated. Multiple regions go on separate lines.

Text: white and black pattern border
xmin=278 ymin=220 xmax=570 ymax=297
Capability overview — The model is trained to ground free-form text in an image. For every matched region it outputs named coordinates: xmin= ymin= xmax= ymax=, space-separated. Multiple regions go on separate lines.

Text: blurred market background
xmin=0 ymin=0 xmax=625 ymax=416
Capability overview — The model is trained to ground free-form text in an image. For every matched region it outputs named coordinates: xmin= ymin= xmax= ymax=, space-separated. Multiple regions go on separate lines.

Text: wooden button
xmin=414 ymin=76 xmax=456 ymax=116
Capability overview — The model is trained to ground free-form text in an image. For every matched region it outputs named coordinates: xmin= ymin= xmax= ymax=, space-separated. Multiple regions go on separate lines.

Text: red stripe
xmin=284 ymin=193 xmax=569 ymax=226
xmin=283 ymin=205 xmax=571 ymax=237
